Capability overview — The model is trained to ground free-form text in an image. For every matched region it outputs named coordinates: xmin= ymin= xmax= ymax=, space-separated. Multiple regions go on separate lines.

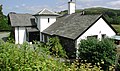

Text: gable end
xmin=102 ymin=16 xmax=117 ymax=34
xmin=75 ymin=14 xmax=117 ymax=40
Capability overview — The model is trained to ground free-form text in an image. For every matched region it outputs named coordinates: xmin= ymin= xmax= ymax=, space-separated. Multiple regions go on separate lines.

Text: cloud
xmin=22 ymin=4 xmax=26 ymax=7
xmin=10 ymin=0 xmax=117 ymax=15
xmin=20 ymin=5 xmax=57 ymax=14
xmin=20 ymin=0 xmax=103 ymax=13
xmin=15 ymin=5 xmax=19 ymax=8
xmin=107 ymin=0 xmax=120 ymax=8
xmin=77 ymin=0 xmax=100 ymax=2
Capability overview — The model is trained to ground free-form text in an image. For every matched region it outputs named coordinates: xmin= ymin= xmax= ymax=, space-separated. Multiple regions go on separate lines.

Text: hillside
xmin=1 ymin=7 xmax=120 ymax=32
xmin=59 ymin=7 xmax=120 ymax=25
xmin=0 ymin=5 xmax=10 ymax=30
xmin=59 ymin=7 xmax=120 ymax=33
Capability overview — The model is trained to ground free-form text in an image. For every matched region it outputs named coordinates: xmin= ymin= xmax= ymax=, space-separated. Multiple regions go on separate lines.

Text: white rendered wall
xmin=19 ymin=27 xmax=26 ymax=44
xmin=75 ymin=18 xmax=116 ymax=58
xmin=36 ymin=16 xmax=57 ymax=42
xmin=76 ymin=18 xmax=116 ymax=45
xmin=15 ymin=27 xmax=19 ymax=44
xmin=39 ymin=16 xmax=57 ymax=32
xmin=15 ymin=27 xmax=26 ymax=44
xmin=68 ymin=2 xmax=75 ymax=14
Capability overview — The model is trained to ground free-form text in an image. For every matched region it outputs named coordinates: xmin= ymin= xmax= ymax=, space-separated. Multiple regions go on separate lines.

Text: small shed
xmin=111 ymin=35 xmax=120 ymax=45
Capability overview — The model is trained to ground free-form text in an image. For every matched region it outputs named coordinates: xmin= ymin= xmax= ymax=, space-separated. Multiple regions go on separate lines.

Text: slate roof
xmin=34 ymin=8 xmax=59 ymax=16
xmin=26 ymin=27 xmax=39 ymax=32
xmin=8 ymin=13 xmax=36 ymax=27
xmin=42 ymin=13 xmax=104 ymax=40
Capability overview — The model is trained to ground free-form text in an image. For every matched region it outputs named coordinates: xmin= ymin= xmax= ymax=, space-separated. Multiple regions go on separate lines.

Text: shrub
xmin=78 ymin=38 xmax=116 ymax=71
xmin=0 ymin=39 xmax=113 ymax=71
xmin=46 ymin=37 xmax=67 ymax=58
xmin=69 ymin=60 xmax=103 ymax=71
xmin=0 ymin=41 xmax=67 ymax=71
xmin=7 ymin=32 xmax=15 ymax=43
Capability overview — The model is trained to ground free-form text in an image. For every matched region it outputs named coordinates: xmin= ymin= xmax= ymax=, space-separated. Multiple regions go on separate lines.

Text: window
xmin=102 ymin=34 xmax=106 ymax=38
xmin=48 ymin=18 xmax=50 ymax=23
xmin=42 ymin=34 xmax=44 ymax=42
xmin=87 ymin=35 xmax=98 ymax=39
xmin=44 ymin=35 xmax=47 ymax=43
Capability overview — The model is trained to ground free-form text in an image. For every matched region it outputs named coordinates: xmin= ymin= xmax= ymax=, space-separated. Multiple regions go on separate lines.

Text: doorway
xmin=28 ymin=32 xmax=40 ymax=43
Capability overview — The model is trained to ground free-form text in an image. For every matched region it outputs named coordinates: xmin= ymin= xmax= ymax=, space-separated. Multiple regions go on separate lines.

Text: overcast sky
xmin=0 ymin=0 xmax=120 ymax=15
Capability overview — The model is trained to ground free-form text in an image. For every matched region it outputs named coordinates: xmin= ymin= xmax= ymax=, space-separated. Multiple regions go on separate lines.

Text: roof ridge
xmin=44 ymin=8 xmax=58 ymax=15
xmin=39 ymin=8 xmax=46 ymax=14
xmin=33 ymin=8 xmax=59 ymax=16
xmin=9 ymin=13 xmax=32 ymax=15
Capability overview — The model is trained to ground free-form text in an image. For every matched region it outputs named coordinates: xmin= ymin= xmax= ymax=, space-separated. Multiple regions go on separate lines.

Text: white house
xmin=33 ymin=9 xmax=59 ymax=42
xmin=8 ymin=9 xmax=59 ymax=44
xmin=42 ymin=13 xmax=117 ymax=58
xmin=8 ymin=13 xmax=39 ymax=44
xmin=8 ymin=0 xmax=117 ymax=57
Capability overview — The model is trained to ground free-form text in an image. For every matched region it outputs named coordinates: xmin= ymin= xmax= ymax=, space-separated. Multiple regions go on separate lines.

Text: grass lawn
xmin=112 ymin=25 xmax=120 ymax=34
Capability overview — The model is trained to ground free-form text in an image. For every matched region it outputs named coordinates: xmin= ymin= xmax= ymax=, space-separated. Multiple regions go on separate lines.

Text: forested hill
xmin=59 ymin=7 xmax=120 ymax=24
xmin=0 ymin=5 xmax=10 ymax=30
xmin=1 ymin=6 xmax=120 ymax=30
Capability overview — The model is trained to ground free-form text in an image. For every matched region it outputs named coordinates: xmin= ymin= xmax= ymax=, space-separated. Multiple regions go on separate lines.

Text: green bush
xmin=69 ymin=60 xmax=103 ymax=71
xmin=46 ymin=37 xmax=67 ymax=58
xmin=78 ymin=38 xmax=116 ymax=71
xmin=0 ymin=39 xmax=113 ymax=71
xmin=0 ymin=41 xmax=67 ymax=71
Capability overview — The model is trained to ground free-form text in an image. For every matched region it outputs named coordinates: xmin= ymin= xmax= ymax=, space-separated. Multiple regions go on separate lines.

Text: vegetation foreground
xmin=0 ymin=37 xmax=118 ymax=71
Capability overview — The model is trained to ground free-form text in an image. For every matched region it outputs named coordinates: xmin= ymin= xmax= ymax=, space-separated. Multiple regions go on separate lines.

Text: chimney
xmin=68 ymin=0 xmax=76 ymax=14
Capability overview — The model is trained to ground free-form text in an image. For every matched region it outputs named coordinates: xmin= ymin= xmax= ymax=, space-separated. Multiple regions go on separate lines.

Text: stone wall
xmin=59 ymin=36 xmax=76 ymax=58
xmin=43 ymin=34 xmax=76 ymax=58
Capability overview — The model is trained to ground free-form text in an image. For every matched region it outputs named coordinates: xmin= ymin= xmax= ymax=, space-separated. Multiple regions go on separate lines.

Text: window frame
xmin=87 ymin=35 xmax=98 ymax=39
xmin=48 ymin=18 xmax=50 ymax=23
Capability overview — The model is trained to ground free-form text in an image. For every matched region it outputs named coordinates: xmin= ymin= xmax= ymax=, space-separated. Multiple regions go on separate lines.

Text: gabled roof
xmin=33 ymin=8 xmax=59 ymax=16
xmin=8 ymin=13 xmax=36 ymax=27
xmin=42 ymin=13 xmax=117 ymax=40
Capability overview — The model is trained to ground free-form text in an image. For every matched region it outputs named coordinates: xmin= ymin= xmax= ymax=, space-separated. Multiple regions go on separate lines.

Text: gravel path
xmin=0 ymin=32 xmax=10 ymax=41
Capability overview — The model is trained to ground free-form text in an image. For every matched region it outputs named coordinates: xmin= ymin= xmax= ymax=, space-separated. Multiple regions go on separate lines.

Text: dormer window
xmin=48 ymin=18 xmax=50 ymax=23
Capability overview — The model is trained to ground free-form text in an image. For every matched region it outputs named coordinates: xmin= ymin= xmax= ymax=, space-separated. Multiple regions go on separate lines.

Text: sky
xmin=0 ymin=0 xmax=120 ymax=15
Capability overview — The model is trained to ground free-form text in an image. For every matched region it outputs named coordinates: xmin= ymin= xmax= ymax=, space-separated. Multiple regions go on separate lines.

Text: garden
xmin=0 ymin=37 xmax=118 ymax=71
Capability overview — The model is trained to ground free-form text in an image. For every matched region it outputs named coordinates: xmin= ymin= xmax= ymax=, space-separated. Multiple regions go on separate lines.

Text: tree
xmin=0 ymin=5 xmax=11 ymax=30
xmin=78 ymin=38 xmax=116 ymax=71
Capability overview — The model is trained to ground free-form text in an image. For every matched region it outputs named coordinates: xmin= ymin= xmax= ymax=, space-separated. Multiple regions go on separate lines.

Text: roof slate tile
xmin=8 ymin=13 xmax=36 ymax=27
xmin=42 ymin=13 xmax=102 ymax=39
